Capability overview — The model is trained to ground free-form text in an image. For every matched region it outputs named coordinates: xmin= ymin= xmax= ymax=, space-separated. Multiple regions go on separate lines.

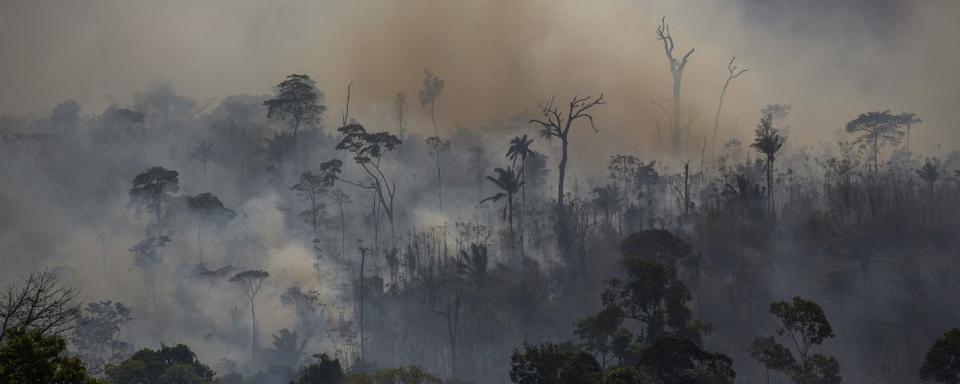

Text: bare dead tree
xmin=529 ymin=94 xmax=605 ymax=212
xmin=0 ymin=269 xmax=82 ymax=343
xmin=712 ymin=55 xmax=748 ymax=152
xmin=656 ymin=16 xmax=695 ymax=155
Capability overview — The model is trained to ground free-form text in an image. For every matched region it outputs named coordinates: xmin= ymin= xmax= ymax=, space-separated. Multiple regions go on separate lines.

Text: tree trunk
xmin=557 ymin=138 xmax=569 ymax=210
xmin=767 ymin=158 xmax=775 ymax=216
xmin=358 ymin=249 xmax=366 ymax=362
xmin=339 ymin=201 xmax=346 ymax=259
xmin=436 ymin=151 xmax=443 ymax=210
xmin=672 ymin=72 xmax=683 ymax=155
xmin=520 ymin=159 xmax=526 ymax=260
xmin=250 ymin=299 xmax=257 ymax=363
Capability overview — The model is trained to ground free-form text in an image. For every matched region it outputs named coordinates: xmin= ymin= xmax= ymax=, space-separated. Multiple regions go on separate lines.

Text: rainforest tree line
xmin=1 ymin=17 xmax=960 ymax=384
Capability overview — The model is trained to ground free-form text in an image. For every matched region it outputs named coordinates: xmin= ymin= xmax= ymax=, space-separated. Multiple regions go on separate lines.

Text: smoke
xmin=3 ymin=0 xmax=957 ymax=159
xmin=1 ymin=0 xmax=959 ymax=380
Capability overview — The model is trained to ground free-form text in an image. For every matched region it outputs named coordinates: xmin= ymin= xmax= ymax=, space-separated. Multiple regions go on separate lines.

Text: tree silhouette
xmin=899 ymin=112 xmax=922 ymax=155
xmin=420 ymin=70 xmax=447 ymax=208
xmin=291 ymin=171 xmax=333 ymax=241
xmin=507 ymin=135 xmax=535 ymax=258
xmin=129 ymin=235 xmax=171 ymax=309
xmin=263 ymin=74 xmax=325 ymax=171
xmin=330 ymin=123 xmax=402 ymax=240
xmin=230 ymin=270 xmax=269 ymax=363
xmin=529 ymin=94 xmax=605 ymax=211
xmin=426 ymin=136 xmax=451 ymax=209
xmin=0 ymin=270 xmax=81 ymax=343
xmin=750 ymin=297 xmax=841 ymax=384
xmin=185 ymin=192 xmax=235 ymax=263
xmin=128 ymin=167 xmax=180 ymax=227
xmin=188 ymin=138 xmax=216 ymax=189
xmin=656 ymin=16 xmax=695 ymax=155
xmin=845 ymin=110 xmax=905 ymax=174
xmin=419 ymin=70 xmax=444 ymax=138
xmin=482 ymin=167 xmax=524 ymax=256
xmin=751 ymin=113 xmax=787 ymax=216
xmin=712 ymin=55 xmax=747 ymax=152
xmin=329 ymin=189 xmax=352 ymax=259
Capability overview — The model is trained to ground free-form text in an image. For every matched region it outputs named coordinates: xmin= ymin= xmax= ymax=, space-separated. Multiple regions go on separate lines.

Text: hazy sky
xmin=1 ymin=0 xmax=957 ymax=154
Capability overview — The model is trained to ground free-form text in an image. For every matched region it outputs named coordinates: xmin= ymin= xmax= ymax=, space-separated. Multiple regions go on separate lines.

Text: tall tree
xmin=507 ymin=135 xmax=535 ymax=259
xmin=185 ymin=192 xmax=236 ymax=263
xmin=328 ymin=123 xmax=403 ymax=240
xmin=263 ymin=74 xmax=325 ymax=171
xmin=291 ymin=171 xmax=333 ymax=241
xmin=230 ymin=270 xmax=270 ymax=363
xmin=420 ymin=70 xmax=446 ymax=208
xmin=529 ymin=94 xmax=605 ymax=211
xmin=72 ymin=301 xmax=133 ymax=372
xmin=426 ymin=136 xmax=451 ymax=209
xmin=128 ymin=167 xmax=180 ymax=228
xmin=712 ymin=55 xmax=748 ymax=152
xmin=329 ymin=189 xmax=352 ymax=259
xmin=749 ymin=297 xmax=841 ymax=384
xmin=899 ymin=112 xmax=922 ymax=155
xmin=656 ymin=16 xmax=695 ymax=155
xmin=751 ymin=113 xmax=787 ymax=216
xmin=129 ymin=236 xmax=171 ymax=309
xmin=481 ymin=167 xmax=524 ymax=256
xmin=844 ymin=110 xmax=906 ymax=174
xmin=393 ymin=92 xmax=408 ymax=140
xmin=420 ymin=69 xmax=445 ymax=138
xmin=188 ymin=138 xmax=217 ymax=190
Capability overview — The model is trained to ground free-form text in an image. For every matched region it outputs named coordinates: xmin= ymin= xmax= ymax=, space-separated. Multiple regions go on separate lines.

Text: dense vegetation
xmin=1 ymin=18 xmax=959 ymax=384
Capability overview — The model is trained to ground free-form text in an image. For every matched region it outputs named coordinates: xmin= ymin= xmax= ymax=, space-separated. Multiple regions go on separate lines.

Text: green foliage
xmin=509 ymin=342 xmax=600 ymax=384
xmin=105 ymin=344 xmax=214 ymax=384
xmin=73 ymin=301 xmax=133 ymax=372
xmin=751 ymin=297 xmax=841 ymax=384
xmin=129 ymin=166 xmax=180 ymax=222
xmin=345 ymin=365 xmax=442 ymax=384
xmin=263 ymin=74 xmax=325 ymax=130
xmin=574 ymin=306 xmax=635 ymax=367
xmin=769 ymin=297 xmax=835 ymax=348
xmin=291 ymin=353 xmax=344 ymax=384
xmin=920 ymin=328 xmax=960 ymax=384
xmin=751 ymin=114 xmax=786 ymax=162
xmin=749 ymin=336 xmax=795 ymax=372
xmin=600 ymin=231 xmax=702 ymax=343
xmin=639 ymin=335 xmax=735 ymax=384
xmin=0 ymin=327 xmax=102 ymax=384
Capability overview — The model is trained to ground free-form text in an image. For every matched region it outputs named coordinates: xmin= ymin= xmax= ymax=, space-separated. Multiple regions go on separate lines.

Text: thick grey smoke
xmin=0 ymin=0 xmax=958 ymax=382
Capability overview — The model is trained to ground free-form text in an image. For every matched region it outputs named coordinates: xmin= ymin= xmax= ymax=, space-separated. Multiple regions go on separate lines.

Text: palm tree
xmin=189 ymin=138 xmax=216 ymax=190
xmin=751 ymin=114 xmax=787 ymax=216
xmin=507 ymin=135 xmax=534 ymax=258
xmin=481 ymin=167 xmax=523 ymax=255
xmin=917 ymin=158 xmax=940 ymax=213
